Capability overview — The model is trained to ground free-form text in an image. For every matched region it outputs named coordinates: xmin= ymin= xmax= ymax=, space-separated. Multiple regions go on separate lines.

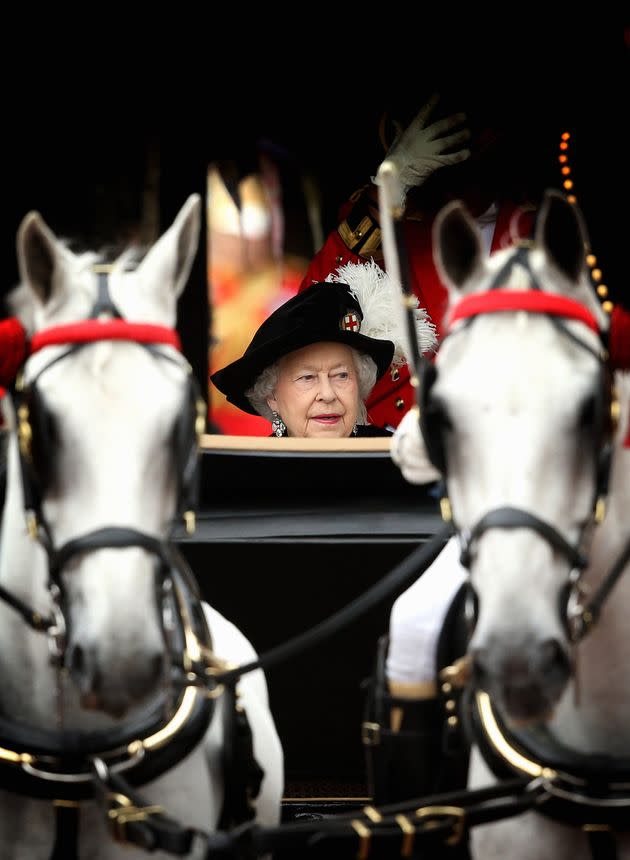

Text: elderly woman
xmin=211 ymin=265 xmax=435 ymax=438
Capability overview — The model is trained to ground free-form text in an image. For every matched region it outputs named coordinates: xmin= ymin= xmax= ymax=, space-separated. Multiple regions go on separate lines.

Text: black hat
xmin=211 ymin=282 xmax=395 ymax=416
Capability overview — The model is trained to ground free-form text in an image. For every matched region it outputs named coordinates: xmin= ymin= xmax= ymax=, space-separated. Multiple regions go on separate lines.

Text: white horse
xmin=0 ymin=194 xmax=283 ymax=858
xmin=390 ymin=191 xmax=630 ymax=858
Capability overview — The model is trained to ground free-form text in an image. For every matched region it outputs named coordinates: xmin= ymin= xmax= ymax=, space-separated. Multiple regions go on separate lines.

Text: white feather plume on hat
xmin=326 ymin=259 xmax=437 ymax=367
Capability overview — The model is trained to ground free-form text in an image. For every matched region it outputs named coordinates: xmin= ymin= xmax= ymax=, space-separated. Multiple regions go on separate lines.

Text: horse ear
xmin=535 ymin=190 xmax=589 ymax=283
xmin=17 ymin=211 xmax=64 ymax=307
xmin=433 ymin=200 xmax=483 ymax=291
xmin=139 ymin=193 xmax=201 ymax=301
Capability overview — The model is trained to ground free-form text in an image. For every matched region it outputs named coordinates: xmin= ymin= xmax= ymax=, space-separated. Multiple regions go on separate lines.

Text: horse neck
xmin=552 ymin=374 xmax=630 ymax=755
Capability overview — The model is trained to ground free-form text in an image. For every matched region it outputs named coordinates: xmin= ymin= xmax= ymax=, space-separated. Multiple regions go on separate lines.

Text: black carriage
xmin=174 ymin=435 xmax=444 ymax=817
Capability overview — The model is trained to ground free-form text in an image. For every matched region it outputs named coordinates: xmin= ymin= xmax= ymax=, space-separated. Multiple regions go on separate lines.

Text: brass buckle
xmin=17 ymin=403 xmax=33 ymax=461
xmin=106 ymin=792 xmax=164 ymax=844
xmin=439 ymin=656 xmax=471 ymax=690
xmin=361 ymin=721 xmax=380 ymax=746
xmin=415 ymin=804 xmax=466 ymax=846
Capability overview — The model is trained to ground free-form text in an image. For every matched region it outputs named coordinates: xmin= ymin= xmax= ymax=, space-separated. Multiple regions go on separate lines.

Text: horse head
xmin=10 ymin=195 xmax=202 ymax=718
xmin=425 ymin=192 xmax=612 ymax=723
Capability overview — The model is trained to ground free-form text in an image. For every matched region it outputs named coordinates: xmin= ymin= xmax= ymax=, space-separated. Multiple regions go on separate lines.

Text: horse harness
xmin=417 ymin=246 xmax=622 ymax=644
xmin=0 ymin=266 xmax=264 ymax=857
xmin=415 ymin=247 xmax=630 ymax=855
xmin=0 ymin=257 xmax=626 ymax=855
xmin=429 ymin=578 xmax=630 ymax=860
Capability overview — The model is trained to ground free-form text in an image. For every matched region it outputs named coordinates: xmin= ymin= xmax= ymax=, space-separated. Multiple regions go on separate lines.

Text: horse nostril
xmin=537 ymin=638 xmax=571 ymax=680
xmin=68 ymin=642 xmax=101 ymax=694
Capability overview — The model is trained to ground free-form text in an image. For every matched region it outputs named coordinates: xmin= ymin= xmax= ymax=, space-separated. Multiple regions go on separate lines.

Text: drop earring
xmin=271 ymin=411 xmax=287 ymax=437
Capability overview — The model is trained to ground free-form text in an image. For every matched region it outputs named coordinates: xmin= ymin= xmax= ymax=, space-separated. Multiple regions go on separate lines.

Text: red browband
xmin=447 ymin=291 xmax=601 ymax=335
xmin=29 ymin=320 xmax=182 ymax=354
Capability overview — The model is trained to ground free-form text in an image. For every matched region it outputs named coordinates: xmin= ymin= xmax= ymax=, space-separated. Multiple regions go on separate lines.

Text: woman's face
xmin=267 ymin=342 xmax=360 ymax=438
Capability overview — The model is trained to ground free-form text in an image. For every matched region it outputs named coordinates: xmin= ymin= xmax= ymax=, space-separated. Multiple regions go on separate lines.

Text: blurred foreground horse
xmin=0 ymin=195 xmax=283 ymax=858
xmin=387 ymin=188 xmax=630 ymax=859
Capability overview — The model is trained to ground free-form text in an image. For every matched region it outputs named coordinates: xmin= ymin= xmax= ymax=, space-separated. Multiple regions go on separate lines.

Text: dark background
xmin=4 ymin=22 xmax=629 ymax=399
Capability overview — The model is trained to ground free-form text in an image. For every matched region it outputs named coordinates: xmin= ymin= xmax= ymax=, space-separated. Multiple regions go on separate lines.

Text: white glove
xmin=390 ymin=408 xmax=441 ymax=485
xmin=378 ymin=94 xmax=471 ymax=199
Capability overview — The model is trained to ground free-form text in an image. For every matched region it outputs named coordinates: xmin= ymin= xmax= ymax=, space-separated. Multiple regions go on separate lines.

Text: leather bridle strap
xmin=29 ymin=320 xmax=182 ymax=354
xmin=50 ymin=527 xmax=172 ymax=580
xmin=51 ymin=804 xmax=80 ymax=860
xmin=0 ymin=582 xmax=55 ymax=632
xmin=448 ymin=289 xmax=602 ymax=336
xmin=459 ymin=507 xmax=588 ymax=571
xmin=91 ymin=760 xmax=197 ymax=855
xmin=575 ymin=535 xmax=630 ymax=639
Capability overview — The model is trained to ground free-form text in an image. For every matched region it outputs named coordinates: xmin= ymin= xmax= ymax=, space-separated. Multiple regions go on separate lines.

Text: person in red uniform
xmin=298 ymin=92 xmax=546 ymax=429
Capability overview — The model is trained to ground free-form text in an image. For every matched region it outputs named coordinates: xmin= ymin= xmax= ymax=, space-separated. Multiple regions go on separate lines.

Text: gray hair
xmin=245 ymin=349 xmax=378 ymax=426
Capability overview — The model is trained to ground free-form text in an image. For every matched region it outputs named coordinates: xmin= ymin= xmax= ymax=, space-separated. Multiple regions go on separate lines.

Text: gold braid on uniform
xmin=337 ymin=186 xmax=384 ymax=261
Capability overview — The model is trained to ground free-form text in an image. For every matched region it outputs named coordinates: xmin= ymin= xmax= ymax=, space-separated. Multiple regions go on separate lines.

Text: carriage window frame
xmin=200 ymin=435 xmax=392 ymax=453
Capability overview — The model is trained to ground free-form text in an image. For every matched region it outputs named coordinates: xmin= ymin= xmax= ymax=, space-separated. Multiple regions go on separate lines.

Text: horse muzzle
xmin=470 ymin=634 xmax=571 ymax=723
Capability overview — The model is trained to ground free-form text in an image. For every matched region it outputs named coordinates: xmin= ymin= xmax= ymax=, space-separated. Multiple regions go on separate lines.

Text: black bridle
xmin=417 ymin=247 xmax=620 ymax=644
xmin=0 ymin=267 xmax=221 ymax=816
xmin=7 ymin=266 xmax=207 ymax=658
xmin=375 ymin=172 xmax=630 ymax=858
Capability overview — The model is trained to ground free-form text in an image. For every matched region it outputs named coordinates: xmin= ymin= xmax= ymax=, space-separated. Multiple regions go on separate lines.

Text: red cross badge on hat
xmin=341 ymin=311 xmax=361 ymax=332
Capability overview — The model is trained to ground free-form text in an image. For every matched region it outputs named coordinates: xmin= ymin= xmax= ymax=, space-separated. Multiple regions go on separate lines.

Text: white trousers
xmin=386 ymin=536 xmax=467 ymax=684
